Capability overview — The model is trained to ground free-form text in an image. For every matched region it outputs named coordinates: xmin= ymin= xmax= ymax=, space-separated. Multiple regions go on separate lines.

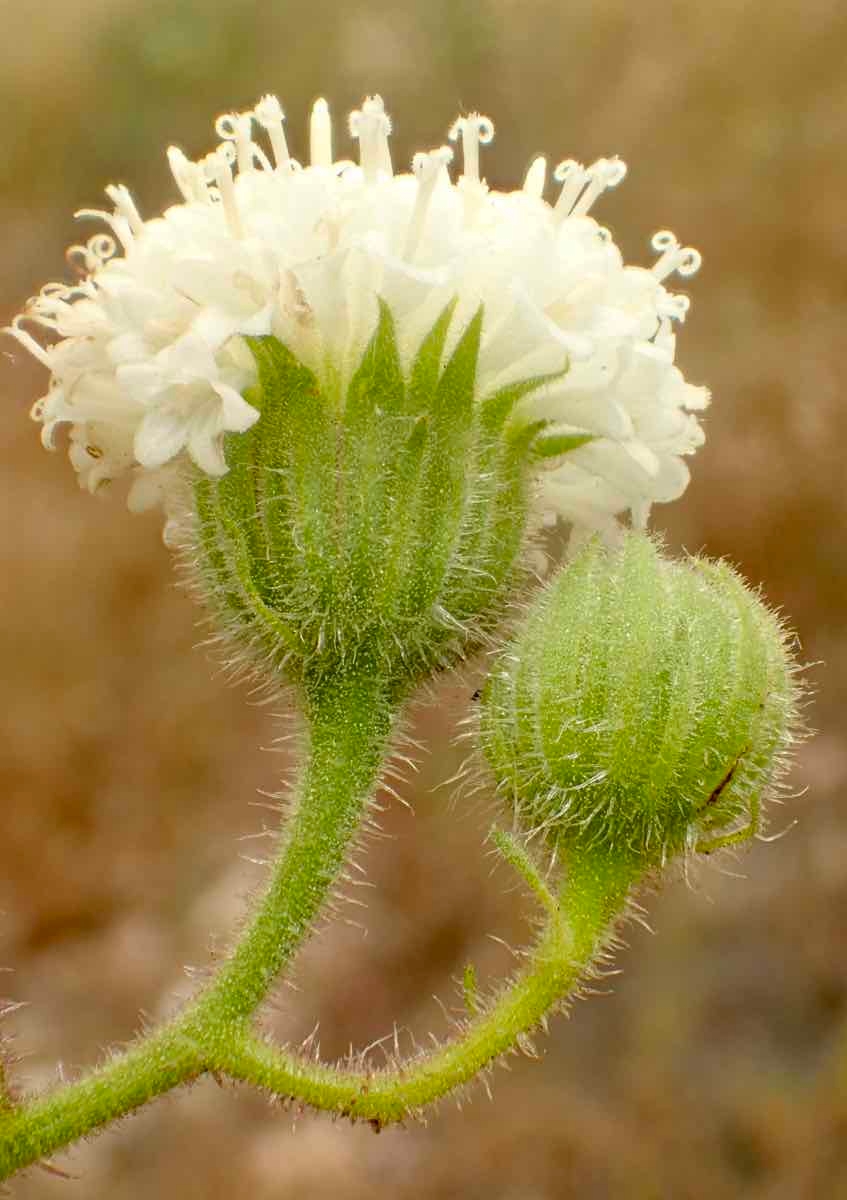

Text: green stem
xmin=192 ymin=669 xmax=394 ymax=1027
xmin=0 ymin=1030 xmax=203 ymax=1178
xmin=0 ymin=672 xmax=640 ymax=1178
xmin=0 ymin=668 xmax=394 ymax=1179
xmin=206 ymin=847 xmax=638 ymax=1125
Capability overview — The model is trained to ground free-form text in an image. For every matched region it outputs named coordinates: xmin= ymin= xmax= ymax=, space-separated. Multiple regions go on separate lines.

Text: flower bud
xmin=480 ymin=534 xmax=803 ymax=865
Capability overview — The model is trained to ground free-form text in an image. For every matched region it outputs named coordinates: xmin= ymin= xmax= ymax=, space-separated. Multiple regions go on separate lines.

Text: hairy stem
xmin=191 ymin=669 xmax=394 ymax=1026
xmin=206 ymin=847 xmax=637 ymax=1125
xmin=0 ymin=1030 xmax=203 ymax=1178
xmin=0 ymin=668 xmax=394 ymax=1179
xmin=0 ymin=671 xmax=638 ymax=1179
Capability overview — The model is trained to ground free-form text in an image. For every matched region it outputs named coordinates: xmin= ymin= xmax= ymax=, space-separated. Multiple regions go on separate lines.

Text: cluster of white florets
xmin=7 ymin=94 xmax=707 ymax=536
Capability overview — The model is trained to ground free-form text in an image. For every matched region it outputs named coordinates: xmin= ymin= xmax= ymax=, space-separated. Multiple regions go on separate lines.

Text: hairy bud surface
xmin=481 ymin=535 xmax=803 ymax=864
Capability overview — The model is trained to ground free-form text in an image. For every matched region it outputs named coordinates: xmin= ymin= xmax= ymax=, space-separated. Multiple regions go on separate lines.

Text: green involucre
xmin=480 ymin=533 xmax=802 ymax=865
xmin=192 ymin=301 xmax=577 ymax=692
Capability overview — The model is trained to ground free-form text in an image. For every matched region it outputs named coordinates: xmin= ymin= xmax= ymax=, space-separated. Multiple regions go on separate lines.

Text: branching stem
xmin=0 ymin=668 xmax=393 ymax=1179
xmin=0 ymin=670 xmax=636 ymax=1179
xmin=209 ymin=889 xmax=604 ymax=1125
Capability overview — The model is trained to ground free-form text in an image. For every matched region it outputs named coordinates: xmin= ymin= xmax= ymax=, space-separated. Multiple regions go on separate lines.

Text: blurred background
xmin=1 ymin=0 xmax=846 ymax=1195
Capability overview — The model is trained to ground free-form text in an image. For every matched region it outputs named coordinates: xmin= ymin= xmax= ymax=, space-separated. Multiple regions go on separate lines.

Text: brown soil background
xmin=1 ymin=1 xmax=846 ymax=1196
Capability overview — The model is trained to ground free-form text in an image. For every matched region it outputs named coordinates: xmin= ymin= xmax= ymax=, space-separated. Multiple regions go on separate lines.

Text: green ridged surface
xmin=192 ymin=305 xmax=576 ymax=691
xmin=481 ymin=534 xmax=801 ymax=863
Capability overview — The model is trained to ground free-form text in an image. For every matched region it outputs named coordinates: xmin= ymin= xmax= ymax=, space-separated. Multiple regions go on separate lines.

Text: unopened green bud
xmin=192 ymin=302 xmax=556 ymax=692
xmin=481 ymin=534 xmax=803 ymax=866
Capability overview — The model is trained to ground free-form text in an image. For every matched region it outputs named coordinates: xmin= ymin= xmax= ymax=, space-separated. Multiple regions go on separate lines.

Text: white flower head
xmin=7 ymin=94 xmax=707 ymax=538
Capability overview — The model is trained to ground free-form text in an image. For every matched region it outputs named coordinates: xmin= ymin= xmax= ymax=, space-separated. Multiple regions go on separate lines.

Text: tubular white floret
xmin=5 ymin=316 xmax=52 ymax=366
xmin=448 ymin=113 xmax=494 ymax=183
xmin=522 ymin=156 xmax=547 ymax=199
xmin=253 ymin=95 xmax=290 ymax=168
xmin=167 ymin=146 xmax=210 ymax=203
xmin=553 ymin=156 xmax=627 ymax=224
xmin=205 ymin=144 xmax=243 ymax=238
xmin=75 ymin=185 xmax=144 ymax=252
xmin=658 ymin=293 xmax=691 ymax=324
xmin=553 ymin=160 xmax=590 ymax=221
xmin=349 ymin=95 xmax=393 ymax=183
xmin=405 ymin=146 xmax=454 ymax=259
xmin=105 ymin=184 xmax=144 ymax=235
xmin=650 ymin=231 xmax=702 ymax=281
xmin=64 ymin=234 xmax=117 ymax=277
xmin=570 ymin=157 xmax=627 ymax=218
xmin=215 ymin=112 xmax=256 ymax=174
xmin=309 ymin=98 xmax=333 ymax=168
xmin=7 ymin=93 xmax=706 ymax=541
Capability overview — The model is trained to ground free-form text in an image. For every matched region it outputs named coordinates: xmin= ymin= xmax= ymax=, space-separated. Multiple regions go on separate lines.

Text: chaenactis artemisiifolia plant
xmin=1 ymin=94 xmax=803 ymax=1178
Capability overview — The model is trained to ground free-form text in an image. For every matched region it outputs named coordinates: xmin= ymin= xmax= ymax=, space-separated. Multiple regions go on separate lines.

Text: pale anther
xmin=570 ymin=157 xmax=627 ymax=218
xmin=448 ymin=113 xmax=494 ymax=183
xmin=74 ymin=207 xmax=132 ymax=252
xmin=651 ymin=231 xmax=702 ymax=281
xmin=658 ymin=294 xmax=691 ymax=323
xmin=552 ymin=160 xmax=590 ymax=223
xmin=207 ymin=147 xmax=243 ymax=238
xmin=253 ymin=95 xmax=290 ymax=169
xmin=349 ymin=95 xmax=393 ymax=184
xmin=105 ymin=185 xmax=144 ymax=235
xmin=310 ymin=98 xmax=333 ymax=168
xmin=216 ymin=112 xmax=256 ymax=174
xmin=522 ymin=156 xmax=547 ymax=199
xmin=405 ymin=146 xmax=453 ymax=259
xmin=4 ymin=315 xmax=52 ymax=366
xmin=167 ymin=147 xmax=210 ymax=204
xmin=87 ymin=234 xmax=117 ymax=265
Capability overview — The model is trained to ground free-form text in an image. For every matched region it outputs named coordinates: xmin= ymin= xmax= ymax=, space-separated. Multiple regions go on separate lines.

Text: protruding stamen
xmin=167 ymin=147 xmax=210 ymax=204
xmin=36 ymin=280 xmax=94 ymax=309
xmin=87 ymin=233 xmax=117 ymax=267
xmin=254 ymin=95 xmax=290 ymax=169
xmin=310 ymin=98 xmax=333 ymax=167
xmin=448 ymin=113 xmax=494 ymax=183
xmin=41 ymin=282 xmax=73 ymax=301
xmin=205 ymin=145 xmax=243 ymax=237
xmin=570 ymin=157 xmax=627 ymax=218
xmin=405 ymin=146 xmax=453 ymax=259
xmin=75 ymin=205 xmax=131 ymax=252
xmin=552 ymin=160 xmax=589 ymax=223
xmin=105 ymin=185 xmax=144 ymax=235
xmin=522 ymin=156 xmax=547 ymax=199
xmin=3 ymin=316 xmax=51 ymax=367
xmin=66 ymin=238 xmax=115 ymax=276
xmin=658 ymin=293 xmax=692 ymax=324
xmin=651 ymin=231 xmax=702 ymax=281
xmin=27 ymin=292 xmax=65 ymax=330
xmin=553 ymin=157 xmax=627 ymax=224
xmin=215 ymin=111 xmax=256 ymax=174
xmin=349 ymin=95 xmax=393 ymax=184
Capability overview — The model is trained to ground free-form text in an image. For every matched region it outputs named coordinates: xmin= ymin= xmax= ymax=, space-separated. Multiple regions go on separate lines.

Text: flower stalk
xmin=191 ymin=668 xmax=396 ymax=1026
xmin=2 ymin=90 xmax=803 ymax=1181
xmin=0 ymin=716 xmax=638 ymax=1176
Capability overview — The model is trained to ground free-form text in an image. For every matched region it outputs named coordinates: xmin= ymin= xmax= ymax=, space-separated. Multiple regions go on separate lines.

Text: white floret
xmin=7 ymin=93 xmax=707 ymax=539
